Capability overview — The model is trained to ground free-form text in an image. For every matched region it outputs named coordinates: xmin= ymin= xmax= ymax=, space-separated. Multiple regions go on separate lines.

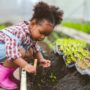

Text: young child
xmin=0 ymin=1 xmax=63 ymax=89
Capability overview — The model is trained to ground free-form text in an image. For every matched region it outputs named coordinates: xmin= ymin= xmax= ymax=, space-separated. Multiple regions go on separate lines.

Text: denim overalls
xmin=0 ymin=30 xmax=22 ymax=62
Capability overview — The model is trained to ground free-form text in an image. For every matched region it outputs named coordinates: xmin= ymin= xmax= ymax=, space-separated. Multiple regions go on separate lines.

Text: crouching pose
xmin=0 ymin=1 xmax=63 ymax=90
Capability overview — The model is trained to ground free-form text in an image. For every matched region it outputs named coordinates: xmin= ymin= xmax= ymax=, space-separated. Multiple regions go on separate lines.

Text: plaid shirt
xmin=0 ymin=21 xmax=40 ymax=60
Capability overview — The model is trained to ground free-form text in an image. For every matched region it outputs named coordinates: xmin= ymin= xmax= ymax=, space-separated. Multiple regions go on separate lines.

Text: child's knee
xmin=3 ymin=60 xmax=18 ymax=68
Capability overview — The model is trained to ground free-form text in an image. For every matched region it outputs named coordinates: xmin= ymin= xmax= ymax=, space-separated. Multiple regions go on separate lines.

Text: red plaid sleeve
xmin=5 ymin=37 xmax=21 ymax=60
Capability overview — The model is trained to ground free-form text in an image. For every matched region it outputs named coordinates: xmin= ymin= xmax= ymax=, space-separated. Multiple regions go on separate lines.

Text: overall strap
xmin=1 ymin=30 xmax=21 ymax=45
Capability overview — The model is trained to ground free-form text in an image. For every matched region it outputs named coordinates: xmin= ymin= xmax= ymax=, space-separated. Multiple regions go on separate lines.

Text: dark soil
xmin=27 ymin=37 xmax=90 ymax=90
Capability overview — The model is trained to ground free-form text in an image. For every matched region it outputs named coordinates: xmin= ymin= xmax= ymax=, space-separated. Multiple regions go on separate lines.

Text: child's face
xmin=29 ymin=19 xmax=54 ymax=41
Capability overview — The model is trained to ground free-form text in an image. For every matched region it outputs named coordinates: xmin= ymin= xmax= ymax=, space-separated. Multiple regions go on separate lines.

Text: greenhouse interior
xmin=0 ymin=0 xmax=90 ymax=90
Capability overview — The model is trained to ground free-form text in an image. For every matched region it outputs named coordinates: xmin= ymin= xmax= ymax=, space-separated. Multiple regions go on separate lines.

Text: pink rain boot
xmin=0 ymin=64 xmax=17 ymax=90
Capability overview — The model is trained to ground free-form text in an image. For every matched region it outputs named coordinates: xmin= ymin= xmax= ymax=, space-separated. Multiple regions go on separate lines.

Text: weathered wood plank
xmin=20 ymin=70 xmax=27 ymax=90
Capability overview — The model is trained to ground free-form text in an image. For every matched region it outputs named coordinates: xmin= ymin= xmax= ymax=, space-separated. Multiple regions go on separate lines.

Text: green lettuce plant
xmin=63 ymin=22 xmax=90 ymax=34
xmin=55 ymin=39 xmax=90 ymax=66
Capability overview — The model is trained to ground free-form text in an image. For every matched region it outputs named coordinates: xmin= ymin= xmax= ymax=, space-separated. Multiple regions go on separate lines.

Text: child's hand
xmin=23 ymin=59 xmax=37 ymax=74
xmin=40 ymin=59 xmax=51 ymax=68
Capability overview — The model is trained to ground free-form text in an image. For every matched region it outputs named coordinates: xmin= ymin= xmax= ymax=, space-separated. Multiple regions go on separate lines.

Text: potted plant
xmin=54 ymin=39 xmax=90 ymax=75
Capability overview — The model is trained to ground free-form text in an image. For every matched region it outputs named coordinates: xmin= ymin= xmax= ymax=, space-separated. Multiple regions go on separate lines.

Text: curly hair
xmin=30 ymin=2 xmax=63 ymax=26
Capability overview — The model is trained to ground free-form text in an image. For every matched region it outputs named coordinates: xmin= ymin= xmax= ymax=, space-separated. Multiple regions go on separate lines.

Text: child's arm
xmin=18 ymin=47 xmax=51 ymax=68
xmin=13 ymin=57 xmax=37 ymax=73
